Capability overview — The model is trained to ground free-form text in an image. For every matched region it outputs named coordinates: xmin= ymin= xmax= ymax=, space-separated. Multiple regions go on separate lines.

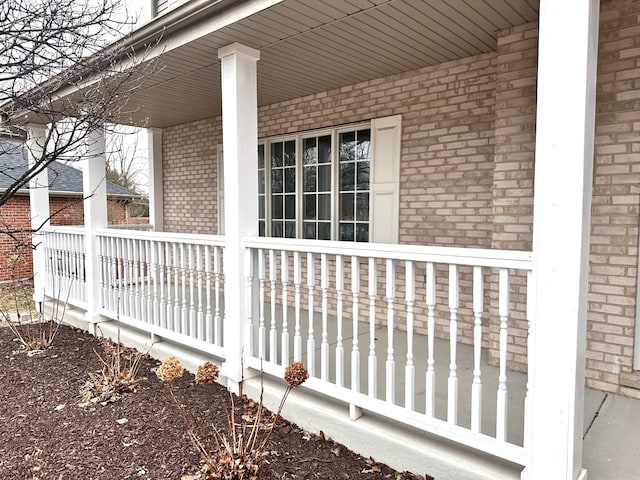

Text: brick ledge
xmin=620 ymin=372 xmax=640 ymax=390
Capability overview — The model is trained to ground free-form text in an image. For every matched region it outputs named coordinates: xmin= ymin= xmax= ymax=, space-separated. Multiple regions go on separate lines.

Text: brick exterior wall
xmin=163 ymin=119 xmax=221 ymax=234
xmin=0 ymin=194 xmax=133 ymax=283
xmin=589 ymin=0 xmax=640 ymax=398
xmin=159 ymin=0 xmax=640 ymax=397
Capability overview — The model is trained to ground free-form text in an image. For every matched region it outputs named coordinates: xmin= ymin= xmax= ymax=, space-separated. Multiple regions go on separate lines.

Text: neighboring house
xmin=1 ymin=0 xmax=637 ymax=479
xmin=0 ymin=140 xmax=141 ymax=282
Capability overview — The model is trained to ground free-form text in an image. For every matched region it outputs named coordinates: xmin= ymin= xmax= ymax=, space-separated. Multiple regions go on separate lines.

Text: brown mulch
xmin=0 ymin=324 xmax=425 ymax=480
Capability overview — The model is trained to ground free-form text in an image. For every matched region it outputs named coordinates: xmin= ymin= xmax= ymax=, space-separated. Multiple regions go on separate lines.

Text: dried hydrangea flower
xmin=156 ymin=356 xmax=184 ymax=383
xmin=284 ymin=362 xmax=308 ymax=388
xmin=196 ymin=362 xmax=220 ymax=385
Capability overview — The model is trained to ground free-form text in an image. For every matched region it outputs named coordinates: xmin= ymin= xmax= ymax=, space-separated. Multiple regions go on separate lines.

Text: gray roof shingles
xmin=0 ymin=141 xmax=140 ymax=197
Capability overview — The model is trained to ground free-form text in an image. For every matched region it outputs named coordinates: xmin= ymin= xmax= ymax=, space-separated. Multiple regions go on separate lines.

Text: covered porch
xmin=18 ymin=0 xmax=609 ymax=478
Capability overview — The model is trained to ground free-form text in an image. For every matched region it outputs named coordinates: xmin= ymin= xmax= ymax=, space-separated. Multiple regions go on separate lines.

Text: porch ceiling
xmin=123 ymin=0 xmax=540 ymax=128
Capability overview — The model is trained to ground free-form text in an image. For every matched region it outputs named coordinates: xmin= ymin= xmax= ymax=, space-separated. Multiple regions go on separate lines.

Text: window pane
xmin=285 ymin=140 xmax=296 ymax=166
xmin=259 ymin=220 xmax=265 ymax=237
xmin=285 ymin=168 xmax=296 ymax=193
xmin=304 ymin=166 xmax=316 ymax=192
xmin=272 ymin=222 xmax=283 ymax=238
xmin=340 ymin=163 xmax=355 ymax=191
xmin=318 ymin=194 xmax=331 ymax=221
xmin=304 ymin=222 xmax=316 ymax=239
xmin=356 ymin=193 xmax=369 ymax=221
xmin=258 ymin=170 xmax=265 ymax=194
xmin=340 ymin=193 xmax=354 ymax=221
xmin=356 ymin=161 xmax=369 ymax=191
xmin=304 ymin=194 xmax=316 ymax=220
xmin=272 ymin=169 xmax=283 ymax=193
xmin=340 ymin=132 xmax=356 ymax=163
xmin=356 ymin=223 xmax=369 ymax=242
xmin=272 ymin=196 xmax=283 ymax=219
xmin=318 ymin=135 xmax=331 ymax=164
xmin=258 ymin=144 xmax=265 ymax=169
xmin=272 ymin=143 xmax=283 ymax=168
xmin=339 ymin=223 xmax=354 ymax=241
xmin=304 ymin=138 xmax=317 ymax=165
xmin=285 ymin=195 xmax=296 ymax=219
xmin=285 ymin=221 xmax=296 ymax=238
xmin=356 ymin=130 xmax=371 ymax=161
xmin=318 ymin=164 xmax=331 ymax=192
xmin=318 ymin=222 xmax=331 ymax=240
xmin=259 ymin=196 xmax=265 ymax=217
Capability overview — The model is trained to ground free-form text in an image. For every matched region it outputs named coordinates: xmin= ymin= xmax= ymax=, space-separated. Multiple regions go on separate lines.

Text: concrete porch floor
xmin=56 ymin=301 xmax=640 ymax=479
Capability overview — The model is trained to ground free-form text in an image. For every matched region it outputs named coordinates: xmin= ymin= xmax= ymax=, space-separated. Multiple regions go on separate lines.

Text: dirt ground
xmin=0 ymin=323 xmax=427 ymax=479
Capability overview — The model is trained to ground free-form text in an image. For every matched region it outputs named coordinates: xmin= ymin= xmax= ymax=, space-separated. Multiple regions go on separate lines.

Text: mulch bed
xmin=0 ymin=324 xmax=425 ymax=479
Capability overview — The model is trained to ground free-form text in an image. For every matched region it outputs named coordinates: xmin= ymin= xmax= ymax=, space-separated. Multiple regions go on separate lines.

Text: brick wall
xmin=0 ymin=194 xmax=134 ymax=283
xmin=588 ymin=0 xmax=640 ymax=398
xmin=163 ymin=119 xmax=220 ymax=234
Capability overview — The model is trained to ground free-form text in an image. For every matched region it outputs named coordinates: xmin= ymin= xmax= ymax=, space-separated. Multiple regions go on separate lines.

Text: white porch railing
xmin=96 ymin=228 xmax=226 ymax=357
xmin=42 ymin=226 xmax=87 ymax=309
xmin=243 ymin=237 xmax=533 ymax=466
xmin=41 ymin=227 xmax=534 ymax=467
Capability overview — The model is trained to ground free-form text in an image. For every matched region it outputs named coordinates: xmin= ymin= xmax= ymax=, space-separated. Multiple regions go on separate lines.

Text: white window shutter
xmin=217 ymin=144 xmax=225 ymax=235
xmin=370 ymin=115 xmax=401 ymax=244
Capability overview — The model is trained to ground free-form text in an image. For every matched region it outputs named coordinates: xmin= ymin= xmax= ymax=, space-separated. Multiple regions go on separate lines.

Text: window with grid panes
xmin=270 ymin=139 xmax=296 ymax=238
xmin=258 ymin=124 xmax=372 ymax=241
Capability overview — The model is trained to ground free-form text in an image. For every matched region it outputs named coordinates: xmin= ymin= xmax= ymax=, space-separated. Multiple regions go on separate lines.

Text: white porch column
xmin=83 ymin=127 xmax=108 ymax=328
xmin=525 ymin=1 xmax=599 ymax=480
xmin=218 ymin=43 xmax=260 ymax=389
xmin=26 ymin=123 xmax=50 ymax=306
xmin=147 ymin=127 xmax=164 ymax=231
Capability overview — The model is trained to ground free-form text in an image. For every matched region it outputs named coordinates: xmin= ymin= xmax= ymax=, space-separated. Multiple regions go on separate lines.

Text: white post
xmin=26 ymin=124 xmax=50 ymax=307
xmin=218 ymin=43 xmax=260 ymax=391
xmin=147 ymin=127 xmax=164 ymax=231
xmin=83 ymin=128 xmax=108 ymax=328
xmin=524 ymin=1 xmax=599 ymax=479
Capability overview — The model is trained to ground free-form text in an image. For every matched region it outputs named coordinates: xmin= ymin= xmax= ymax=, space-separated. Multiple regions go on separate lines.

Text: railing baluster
xmin=471 ymin=265 xmax=484 ymax=432
xmin=180 ymin=243 xmax=188 ymax=334
xmin=245 ymin=248 xmax=254 ymax=355
xmin=350 ymin=256 xmax=362 ymax=420
xmin=110 ymin=236 xmax=118 ymax=311
xmin=133 ymin=239 xmax=141 ymax=321
xmin=448 ymin=264 xmax=459 ymax=424
xmin=425 ymin=262 xmax=436 ymax=417
xmin=159 ymin=241 xmax=167 ymax=329
xmin=307 ymin=252 xmax=316 ymax=377
xmin=496 ymin=268 xmax=510 ymax=441
xmin=321 ymin=253 xmax=329 ymax=381
xmin=405 ymin=260 xmax=415 ymax=411
xmin=386 ymin=258 xmax=395 ymax=404
xmin=293 ymin=251 xmax=302 ymax=361
xmin=188 ymin=244 xmax=196 ymax=336
xmin=205 ymin=245 xmax=213 ymax=343
xmin=119 ymin=237 xmax=127 ymax=316
xmin=196 ymin=245 xmax=204 ymax=340
xmin=214 ymin=246 xmax=222 ymax=345
xmin=127 ymin=239 xmax=135 ymax=318
xmin=173 ymin=243 xmax=181 ymax=334
xmin=335 ymin=254 xmax=344 ymax=387
xmin=151 ymin=240 xmax=159 ymax=328
xmin=281 ymin=250 xmax=289 ymax=365
xmin=258 ymin=248 xmax=266 ymax=359
xmin=165 ymin=242 xmax=173 ymax=331
xmin=269 ymin=249 xmax=278 ymax=363
xmin=368 ymin=257 xmax=377 ymax=398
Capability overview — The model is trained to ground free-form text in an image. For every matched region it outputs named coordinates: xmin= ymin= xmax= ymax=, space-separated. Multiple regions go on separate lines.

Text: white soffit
xmin=124 ymin=0 xmax=539 ymax=128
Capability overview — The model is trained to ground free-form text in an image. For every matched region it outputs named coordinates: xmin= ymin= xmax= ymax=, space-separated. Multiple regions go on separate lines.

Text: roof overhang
xmin=3 ymin=0 xmax=540 ymax=129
